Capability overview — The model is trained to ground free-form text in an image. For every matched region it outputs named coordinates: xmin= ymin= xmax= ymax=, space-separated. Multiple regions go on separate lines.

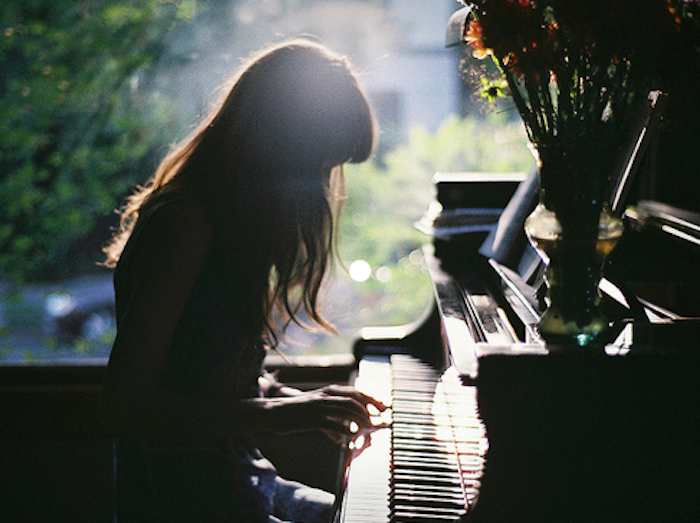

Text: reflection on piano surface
xmin=334 ymin=98 xmax=700 ymax=520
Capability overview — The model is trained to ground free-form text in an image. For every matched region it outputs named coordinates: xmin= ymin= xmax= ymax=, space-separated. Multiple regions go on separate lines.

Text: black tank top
xmin=113 ymin=191 xmax=266 ymax=401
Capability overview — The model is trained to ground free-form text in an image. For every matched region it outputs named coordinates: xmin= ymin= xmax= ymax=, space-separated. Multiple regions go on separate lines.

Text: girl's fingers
xmin=322 ymin=402 xmax=374 ymax=430
xmin=272 ymin=390 xmax=389 ymax=434
xmin=322 ymin=414 xmax=359 ymax=437
xmin=313 ymin=395 xmax=371 ymax=422
xmin=322 ymin=385 xmax=389 ymax=411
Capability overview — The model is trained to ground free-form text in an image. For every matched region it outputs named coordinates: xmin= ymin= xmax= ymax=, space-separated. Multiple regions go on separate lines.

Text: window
xmin=0 ymin=0 xmax=532 ymax=363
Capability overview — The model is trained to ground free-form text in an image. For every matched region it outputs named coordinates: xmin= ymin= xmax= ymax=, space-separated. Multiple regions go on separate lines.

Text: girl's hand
xmin=263 ymin=384 xmax=389 ymax=441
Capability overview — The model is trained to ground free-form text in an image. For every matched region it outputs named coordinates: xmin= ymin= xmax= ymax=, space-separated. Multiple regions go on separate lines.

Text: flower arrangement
xmin=453 ymin=0 xmax=700 ymax=227
xmin=459 ymin=0 xmax=692 ymax=154
xmin=453 ymin=0 xmax=699 ymax=345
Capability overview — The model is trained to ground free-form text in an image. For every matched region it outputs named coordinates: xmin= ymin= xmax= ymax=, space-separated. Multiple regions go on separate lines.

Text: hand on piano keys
xmin=345 ymin=404 xmax=393 ymax=458
xmin=261 ymin=381 xmax=391 ymax=444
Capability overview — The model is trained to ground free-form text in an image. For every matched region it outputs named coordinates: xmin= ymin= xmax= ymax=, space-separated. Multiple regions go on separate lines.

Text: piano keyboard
xmin=336 ymin=353 xmax=487 ymax=522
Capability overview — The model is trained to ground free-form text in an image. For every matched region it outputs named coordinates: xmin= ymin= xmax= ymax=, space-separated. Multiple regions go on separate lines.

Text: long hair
xmin=103 ymin=38 xmax=377 ymax=345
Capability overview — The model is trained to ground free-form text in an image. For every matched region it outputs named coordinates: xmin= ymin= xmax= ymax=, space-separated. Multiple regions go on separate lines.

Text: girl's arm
xmin=102 ymin=199 xmax=385 ymax=440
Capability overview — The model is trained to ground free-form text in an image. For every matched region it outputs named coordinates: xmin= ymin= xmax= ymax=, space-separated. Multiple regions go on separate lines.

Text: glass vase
xmin=524 ymin=146 xmax=624 ymax=347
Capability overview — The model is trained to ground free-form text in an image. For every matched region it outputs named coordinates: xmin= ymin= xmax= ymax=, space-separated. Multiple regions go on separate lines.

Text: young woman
xmin=101 ymin=38 xmax=386 ymax=522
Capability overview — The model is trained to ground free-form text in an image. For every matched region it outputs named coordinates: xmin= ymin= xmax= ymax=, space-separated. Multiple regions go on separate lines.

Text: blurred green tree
xmin=306 ymin=113 xmax=534 ymax=352
xmin=0 ymin=0 xmax=198 ymax=282
xmin=0 ymin=0 xmax=395 ymax=285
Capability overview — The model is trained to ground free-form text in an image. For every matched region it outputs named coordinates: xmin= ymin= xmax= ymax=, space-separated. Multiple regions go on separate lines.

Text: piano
xmin=333 ymin=47 xmax=700 ymax=523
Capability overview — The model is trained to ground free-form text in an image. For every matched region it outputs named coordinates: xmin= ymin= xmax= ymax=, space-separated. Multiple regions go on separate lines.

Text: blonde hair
xmin=103 ymin=38 xmax=377 ymax=344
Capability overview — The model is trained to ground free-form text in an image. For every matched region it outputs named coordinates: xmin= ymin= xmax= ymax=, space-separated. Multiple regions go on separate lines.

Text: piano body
xmin=334 ymin=91 xmax=700 ymax=523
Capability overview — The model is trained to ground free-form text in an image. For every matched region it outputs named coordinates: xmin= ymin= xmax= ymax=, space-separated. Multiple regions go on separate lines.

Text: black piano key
xmin=391 ymin=494 xmax=465 ymax=512
xmin=391 ymin=493 xmax=464 ymax=508
xmin=391 ymin=505 xmax=467 ymax=522
xmin=392 ymin=428 xmax=484 ymax=444
xmin=391 ymin=401 xmax=436 ymax=414
xmin=392 ymin=460 xmax=459 ymax=474
xmin=392 ymin=453 xmax=480 ymax=471
xmin=392 ymin=492 xmax=465 ymax=504
xmin=392 ymin=472 xmax=464 ymax=489
xmin=392 ymin=449 xmax=458 ymax=461
xmin=392 ymin=411 xmax=482 ymax=426
xmin=392 ymin=437 xmax=469 ymax=450
xmin=392 ymin=484 xmax=465 ymax=496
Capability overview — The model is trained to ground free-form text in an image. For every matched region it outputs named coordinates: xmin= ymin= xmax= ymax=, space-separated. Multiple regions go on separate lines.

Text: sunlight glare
xmin=349 ymin=260 xmax=371 ymax=282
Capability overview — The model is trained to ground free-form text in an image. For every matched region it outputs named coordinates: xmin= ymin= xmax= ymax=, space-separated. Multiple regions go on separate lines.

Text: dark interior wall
xmin=0 ymin=438 xmax=115 ymax=523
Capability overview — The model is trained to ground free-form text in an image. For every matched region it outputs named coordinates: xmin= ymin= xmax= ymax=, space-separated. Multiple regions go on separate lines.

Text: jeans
xmin=269 ymin=477 xmax=334 ymax=523
xmin=115 ymin=437 xmax=334 ymax=523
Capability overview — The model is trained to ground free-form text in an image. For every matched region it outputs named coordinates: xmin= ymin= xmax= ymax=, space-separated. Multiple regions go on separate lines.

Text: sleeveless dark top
xmin=114 ymin=191 xmax=266 ymax=401
xmin=112 ymin=191 xmax=278 ymax=522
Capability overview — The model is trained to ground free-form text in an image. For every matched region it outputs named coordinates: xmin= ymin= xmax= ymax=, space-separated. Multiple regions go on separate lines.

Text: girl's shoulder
xmin=143 ymin=189 xmax=208 ymax=221
xmin=120 ymin=191 xmax=213 ymax=273
xmin=138 ymin=190 xmax=212 ymax=237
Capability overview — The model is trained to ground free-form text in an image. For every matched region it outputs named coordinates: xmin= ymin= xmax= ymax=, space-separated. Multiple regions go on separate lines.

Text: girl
xmin=101 ymin=38 xmax=386 ymax=522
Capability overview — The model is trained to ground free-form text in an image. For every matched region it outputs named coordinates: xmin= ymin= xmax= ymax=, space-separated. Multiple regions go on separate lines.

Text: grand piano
xmin=334 ymin=12 xmax=700 ymax=523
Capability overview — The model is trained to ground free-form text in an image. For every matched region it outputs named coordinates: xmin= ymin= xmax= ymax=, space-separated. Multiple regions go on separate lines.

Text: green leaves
xmin=479 ymin=76 xmax=509 ymax=102
xmin=334 ymin=113 xmax=532 ymax=331
xmin=0 ymin=0 xmax=188 ymax=282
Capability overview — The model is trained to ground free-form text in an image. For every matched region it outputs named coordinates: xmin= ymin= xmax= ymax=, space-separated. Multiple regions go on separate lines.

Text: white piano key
xmin=337 ymin=356 xmax=392 ymax=523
